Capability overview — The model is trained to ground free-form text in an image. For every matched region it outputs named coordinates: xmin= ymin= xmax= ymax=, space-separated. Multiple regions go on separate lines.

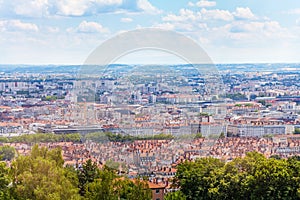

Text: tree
xmin=85 ymin=171 xmax=152 ymax=200
xmin=84 ymin=167 xmax=116 ymax=200
xmin=117 ymin=178 xmax=152 ymax=200
xmin=269 ymin=155 xmax=282 ymax=160
xmin=294 ymin=128 xmax=300 ymax=134
xmin=165 ymin=191 xmax=187 ymax=200
xmin=0 ymin=145 xmax=15 ymax=161
xmin=77 ymin=159 xmax=100 ymax=196
xmin=130 ymin=178 xmax=152 ymax=200
xmin=7 ymin=133 xmax=81 ymax=143
xmin=0 ymin=162 xmax=12 ymax=199
xmin=173 ymin=152 xmax=300 ymax=200
xmin=243 ymin=157 xmax=295 ymax=199
xmin=174 ymin=157 xmax=224 ymax=199
xmin=0 ymin=145 xmax=153 ymax=199
xmin=219 ymin=132 xmax=225 ymax=139
xmin=194 ymin=132 xmax=203 ymax=139
xmin=10 ymin=145 xmax=81 ymax=200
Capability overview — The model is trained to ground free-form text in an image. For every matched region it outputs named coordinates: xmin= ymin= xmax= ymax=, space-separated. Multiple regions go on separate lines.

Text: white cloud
xmin=120 ymin=17 xmax=133 ymax=23
xmin=52 ymin=0 xmax=124 ymax=16
xmin=230 ymin=22 xmax=264 ymax=33
xmin=76 ymin=21 xmax=109 ymax=33
xmin=163 ymin=9 xmax=201 ymax=22
xmin=137 ymin=0 xmax=161 ymax=14
xmin=163 ymin=7 xmax=257 ymax=24
xmin=160 ymin=9 xmax=208 ymax=32
xmin=46 ymin=26 xmax=60 ymax=33
xmin=153 ymin=22 xmax=175 ymax=30
xmin=158 ymin=5 xmax=297 ymax=56
xmin=227 ymin=20 xmax=291 ymax=41
xmin=187 ymin=2 xmax=194 ymax=7
xmin=0 ymin=20 xmax=39 ymax=32
xmin=155 ymin=21 xmax=202 ymax=32
xmin=195 ymin=0 xmax=216 ymax=8
xmin=161 ymin=8 xmax=233 ymax=33
xmin=52 ymin=0 xmax=123 ymax=16
xmin=13 ymin=0 xmax=49 ymax=17
xmin=163 ymin=8 xmax=233 ymax=23
xmin=263 ymin=21 xmax=281 ymax=32
xmin=92 ymin=0 xmax=122 ymax=6
xmin=233 ymin=7 xmax=256 ymax=20
xmin=201 ymin=8 xmax=233 ymax=21
xmin=1 ymin=0 xmax=160 ymax=17
xmin=54 ymin=0 xmax=90 ymax=16
xmin=1 ymin=20 xmax=13 ymax=31
xmin=286 ymin=8 xmax=300 ymax=15
xmin=188 ymin=0 xmax=216 ymax=8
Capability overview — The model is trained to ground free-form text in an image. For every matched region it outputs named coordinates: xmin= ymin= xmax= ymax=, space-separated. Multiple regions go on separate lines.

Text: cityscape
xmin=1 ymin=64 xmax=300 ymax=199
xmin=1 ymin=0 xmax=300 ymax=199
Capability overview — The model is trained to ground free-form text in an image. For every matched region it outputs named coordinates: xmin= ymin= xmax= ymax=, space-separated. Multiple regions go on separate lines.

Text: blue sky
xmin=0 ymin=0 xmax=300 ymax=64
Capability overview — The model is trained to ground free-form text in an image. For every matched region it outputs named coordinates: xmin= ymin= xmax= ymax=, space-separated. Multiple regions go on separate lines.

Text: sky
xmin=1 ymin=0 xmax=300 ymax=64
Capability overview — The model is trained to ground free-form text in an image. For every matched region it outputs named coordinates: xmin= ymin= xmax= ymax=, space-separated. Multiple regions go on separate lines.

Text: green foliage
xmin=208 ymin=134 xmax=220 ymax=139
xmin=0 ymin=133 xmax=81 ymax=144
xmin=294 ymin=128 xmax=300 ymax=134
xmin=269 ymin=154 xmax=282 ymax=160
xmin=84 ymin=132 xmax=174 ymax=143
xmin=105 ymin=159 xmax=121 ymax=171
xmin=77 ymin=159 xmax=100 ymax=196
xmin=175 ymin=157 xmax=225 ymax=199
xmin=224 ymin=93 xmax=247 ymax=100
xmin=84 ymin=168 xmax=116 ymax=200
xmin=195 ymin=132 xmax=203 ymax=139
xmin=120 ymin=178 xmax=152 ymax=200
xmin=165 ymin=191 xmax=187 ymax=200
xmin=105 ymin=132 xmax=136 ymax=142
xmin=0 ymin=162 xmax=12 ymax=199
xmin=263 ymin=134 xmax=274 ymax=138
xmin=64 ymin=165 xmax=80 ymax=191
xmin=0 ymin=138 xmax=8 ymax=143
xmin=258 ymin=100 xmax=266 ymax=106
xmin=85 ymin=169 xmax=152 ymax=200
xmin=42 ymin=95 xmax=57 ymax=101
xmin=199 ymin=112 xmax=211 ymax=117
xmin=84 ymin=132 xmax=110 ymax=143
xmin=289 ymin=155 xmax=300 ymax=161
xmin=234 ymin=103 xmax=253 ymax=107
xmin=142 ymin=133 xmax=174 ymax=140
xmin=0 ymin=145 xmax=16 ymax=161
xmin=219 ymin=132 xmax=225 ymax=139
xmin=10 ymin=144 xmax=80 ymax=200
xmin=174 ymin=152 xmax=300 ymax=200
xmin=0 ymin=146 xmax=152 ymax=200
xmin=177 ymin=133 xmax=203 ymax=140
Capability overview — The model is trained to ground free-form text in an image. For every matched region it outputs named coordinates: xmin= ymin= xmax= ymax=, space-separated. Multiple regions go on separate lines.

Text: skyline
xmin=1 ymin=0 xmax=300 ymax=64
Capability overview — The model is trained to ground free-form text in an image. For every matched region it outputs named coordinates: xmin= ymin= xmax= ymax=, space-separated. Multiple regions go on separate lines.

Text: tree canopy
xmin=0 ymin=133 xmax=81 ymax=143
xmin=10 ymin=145 xmax=80 ymax=200
xmin=0 ymin=145 xmax=152 ymax=200
xmin=0 ymin=145 xmax=15 ymax=161
xmin=171 ymin=152 xmax=300 ymax=200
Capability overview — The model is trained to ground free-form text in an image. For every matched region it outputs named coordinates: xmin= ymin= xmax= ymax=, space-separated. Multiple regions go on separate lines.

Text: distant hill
xmin=0 ymin=63 xmax=299 ymax=74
